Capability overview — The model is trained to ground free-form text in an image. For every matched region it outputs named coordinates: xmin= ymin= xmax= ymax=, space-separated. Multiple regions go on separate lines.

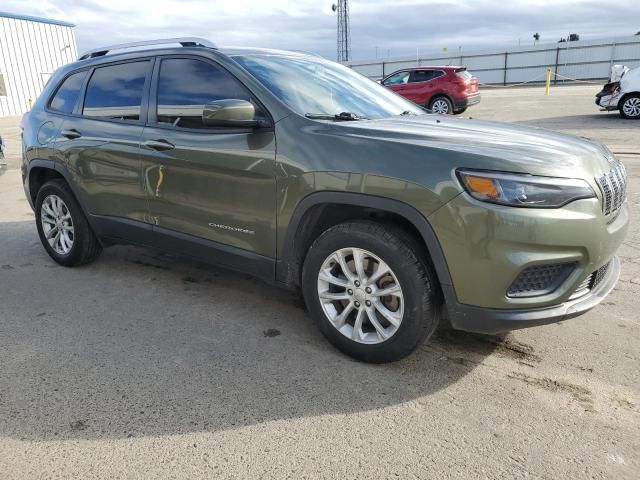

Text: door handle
xmin=61 ymin=129 xmax=81 ymax=139
xmin=144 ymin=139 xmax=175 ymax=151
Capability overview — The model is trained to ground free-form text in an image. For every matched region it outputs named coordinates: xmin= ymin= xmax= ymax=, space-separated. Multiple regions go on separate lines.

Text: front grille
xmin=569 ymin=261 xmax=611 ymax=300
xmin=596 ymin=161 xmax=627 ymax=218
xmin=507 ymin=262 xmax=576 ymax=298
xmin=591 ymin=261 xmax=610 ymax=289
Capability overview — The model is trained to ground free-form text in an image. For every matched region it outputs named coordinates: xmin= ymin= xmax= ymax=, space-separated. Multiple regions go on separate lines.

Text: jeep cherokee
xmin=21 ymin=38 xmax=629 ymax=363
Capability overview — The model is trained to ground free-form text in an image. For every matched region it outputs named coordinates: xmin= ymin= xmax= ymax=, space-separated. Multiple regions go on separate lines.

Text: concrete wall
xmin=0 ymin=13 xmax=78 ymax=116
xmin=348 ymin=36 xmax=640 ymax=84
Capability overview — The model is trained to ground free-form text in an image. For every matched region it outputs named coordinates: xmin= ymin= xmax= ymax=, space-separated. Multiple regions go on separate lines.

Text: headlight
xmin=457 ymin=169 xmax=595 ymax=208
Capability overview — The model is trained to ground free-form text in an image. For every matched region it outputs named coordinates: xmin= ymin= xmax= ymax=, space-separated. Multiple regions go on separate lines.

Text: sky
xmin=3 ymin=0 xmax=640 ymax=61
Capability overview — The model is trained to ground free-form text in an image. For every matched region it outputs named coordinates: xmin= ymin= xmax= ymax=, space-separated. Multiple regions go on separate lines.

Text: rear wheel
xmin=35 ymin=179 xmax=102 ymax=266
xmin=429 ymin=96 xmax=453 ymax=115
xmin=302 ymin=221 xmax=441 ymax=363
xmin=619 ymin=94 xmax=640 ymax=119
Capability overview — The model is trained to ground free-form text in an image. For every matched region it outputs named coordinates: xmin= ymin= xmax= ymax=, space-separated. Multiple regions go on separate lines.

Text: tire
xmin=619 ymin=94 xmax=640 ymax=119
xmin=428 ymin=96 xmax=453 ymax=115
xmin=302 ymin=220 xmax=441 ymax=363
xmin=454 ymin=107 xmax=467 ymax=115
xmin=35 ymin=179 xmax=102 ymax=266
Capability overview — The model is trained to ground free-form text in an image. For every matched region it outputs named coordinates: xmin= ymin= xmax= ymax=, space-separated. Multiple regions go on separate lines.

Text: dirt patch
xmin=263 ymin=328 xmax=281 ymax=338
xmin=128 ymin=259 xmax=169 ymax=271
xmin=70 ymin=420 xmax=88 ymax=431
xmin=612 ymin=395 xmax=637 ymax=412
xmin=493 ymin=339 xmax=541 ymax=363
xmin=508 ymin=372 xmax=594 ymax=411
xmin=436 ymin=330 xmax=541 ymax=364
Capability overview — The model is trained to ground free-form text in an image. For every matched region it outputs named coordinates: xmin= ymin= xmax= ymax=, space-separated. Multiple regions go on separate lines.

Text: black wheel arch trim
xmin=277 ymin=191 xmax=455 ymax=293
xmin=25 ymin=159 xmax=103 ymax=243
xmin=618 ymin=92 xmax=640 ymax=109
xmin=428 ymin=93 xmax=453 ymax=106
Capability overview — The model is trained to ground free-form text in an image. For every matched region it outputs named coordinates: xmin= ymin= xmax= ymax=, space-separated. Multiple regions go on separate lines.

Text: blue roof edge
xmin=0 ymin=11 xmax=75 ymax=28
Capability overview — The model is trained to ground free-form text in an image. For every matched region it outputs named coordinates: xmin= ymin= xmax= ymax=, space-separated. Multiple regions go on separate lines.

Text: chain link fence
xmin=348 ymin=36 xmax=640 ymax=85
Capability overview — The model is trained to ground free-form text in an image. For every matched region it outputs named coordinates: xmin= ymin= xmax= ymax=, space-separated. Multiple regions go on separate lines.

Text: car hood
xmin=336 ymin=115 xmax=615 ymax=179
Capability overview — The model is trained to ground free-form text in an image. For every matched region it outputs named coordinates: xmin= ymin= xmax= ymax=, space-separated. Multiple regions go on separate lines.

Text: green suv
xmin=21 ymin=38 xmax=628 ymax=362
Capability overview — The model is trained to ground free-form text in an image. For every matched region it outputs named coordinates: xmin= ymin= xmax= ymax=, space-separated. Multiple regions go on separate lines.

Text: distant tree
xmin=558 ymin=38 xmax=566 ymax=43
xmin=568 ymin=33 xmax=580 ymax=41
xmin=636 ymin=31 xmax=640 ymax=35
xmin=533 ymin=32 xmax=540 ymax=44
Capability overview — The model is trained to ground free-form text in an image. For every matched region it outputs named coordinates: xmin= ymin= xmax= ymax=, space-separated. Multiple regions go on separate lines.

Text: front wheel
xmin=620 ymin=94 xmax=640 ymax=119
xmin=302 ymin=221 xmax=441 ymax=363
xmin=429 ymin=96 xmax=453 ymax=115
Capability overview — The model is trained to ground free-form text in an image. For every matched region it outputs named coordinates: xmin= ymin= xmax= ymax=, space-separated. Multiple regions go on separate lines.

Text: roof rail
xmin=78 ymin=37 xmax=216 ymax=60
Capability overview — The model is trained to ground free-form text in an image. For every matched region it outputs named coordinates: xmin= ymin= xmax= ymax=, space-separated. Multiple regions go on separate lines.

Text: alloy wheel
xmin=431 ymin=99 xmax=449 ymax=114
xmin=622 ymin=97 xmax=640 ymax=117
xmin=317 ymin=247 xmax=404 ymax=344
xmin=41 ymin=194 xmax=74 ymax=255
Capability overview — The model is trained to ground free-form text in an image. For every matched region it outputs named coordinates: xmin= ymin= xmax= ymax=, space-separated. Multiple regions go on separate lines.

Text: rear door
xmin=54 ymin=59 xmax=153 ymax=225
xmin=406 ymin=70 xmax=442 ymax=104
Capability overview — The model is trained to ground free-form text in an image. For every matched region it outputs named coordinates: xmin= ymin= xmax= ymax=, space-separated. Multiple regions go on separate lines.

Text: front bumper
xmin=595 ymin=91 xmax=621 ymax=111
xmin=444 ymin=256 xmax=621 ymax=333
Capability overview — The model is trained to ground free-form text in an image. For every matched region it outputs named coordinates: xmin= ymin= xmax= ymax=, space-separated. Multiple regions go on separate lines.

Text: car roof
xmin=74 ymin=43 xmax=319 ymax=66
xmin=406 ymin=66 xmax=464 ymax=71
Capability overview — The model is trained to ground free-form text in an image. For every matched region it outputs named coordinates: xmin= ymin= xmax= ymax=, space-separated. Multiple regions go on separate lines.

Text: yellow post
xmin=544 ymin=68 xmax=551 ymax=96
xmin=28 ymin=98 xmax=33 ymax=109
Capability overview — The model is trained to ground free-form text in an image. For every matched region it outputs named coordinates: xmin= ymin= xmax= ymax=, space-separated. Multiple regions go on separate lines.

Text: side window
xmin=83 ymin=61 xmax=149 ymax=121
xmin=49 ymin=71 xmax=87 ymax=114
xmin=410 ymin=70 xmax=435 ymax=83
xmin=383 ymin=71 xmax=410 ymax=86
xmin=156 ymin=58 xmax=258 ymax=129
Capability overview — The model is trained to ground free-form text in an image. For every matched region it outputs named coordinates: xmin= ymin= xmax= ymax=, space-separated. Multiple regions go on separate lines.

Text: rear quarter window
xmin=49 ymin=71 xmax=88 ymax=114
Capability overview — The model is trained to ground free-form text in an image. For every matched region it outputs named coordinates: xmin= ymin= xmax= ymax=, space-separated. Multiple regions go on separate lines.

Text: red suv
xmin=381 ymin=66 xmax=480 ymax=114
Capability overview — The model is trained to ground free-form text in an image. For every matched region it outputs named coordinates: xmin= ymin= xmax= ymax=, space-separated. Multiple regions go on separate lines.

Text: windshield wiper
xmin=400 ymin=110 xmax=417 ymax=116
xmin=304 ymin=112 xmax=368 ymax=121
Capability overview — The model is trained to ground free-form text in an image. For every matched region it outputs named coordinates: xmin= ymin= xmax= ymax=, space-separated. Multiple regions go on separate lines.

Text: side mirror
xmin=202 ymin=99 xmax=259 ymax=128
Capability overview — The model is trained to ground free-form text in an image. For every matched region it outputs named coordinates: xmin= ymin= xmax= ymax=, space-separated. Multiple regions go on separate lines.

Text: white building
xmin=0 ymin=11 xmax=77 ymax=116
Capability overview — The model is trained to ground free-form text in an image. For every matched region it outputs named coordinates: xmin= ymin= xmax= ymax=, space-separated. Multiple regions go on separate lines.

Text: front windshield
xmin=232 ymin=54 xmax=425 ymax=119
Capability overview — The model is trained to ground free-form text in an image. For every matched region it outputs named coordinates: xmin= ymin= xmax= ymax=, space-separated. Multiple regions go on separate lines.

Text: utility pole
xmin=332 ymin=1 xmax=351 ymax=63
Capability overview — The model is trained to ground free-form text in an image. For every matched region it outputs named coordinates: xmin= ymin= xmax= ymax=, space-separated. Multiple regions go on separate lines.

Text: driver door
xmin=382 ymin=71 xmax=410 ymax=96
xmin=139 ymin=56 xmax=277 ymax=258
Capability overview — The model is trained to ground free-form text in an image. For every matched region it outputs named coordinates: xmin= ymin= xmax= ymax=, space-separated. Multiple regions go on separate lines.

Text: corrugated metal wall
xmin=0 ymin=14 xmax=77 ymax=116
xmin=348 ymin=36 xmax=640 ymax=85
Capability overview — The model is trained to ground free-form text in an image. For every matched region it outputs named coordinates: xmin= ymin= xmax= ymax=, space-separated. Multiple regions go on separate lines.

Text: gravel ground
xmin=0 ymin=84 xmax=638 ymax=479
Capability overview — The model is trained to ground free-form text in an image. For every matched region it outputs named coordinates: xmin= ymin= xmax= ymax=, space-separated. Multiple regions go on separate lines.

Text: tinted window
xmin=410 ymin=70 xmax=441 ymax=83
xmin=383 ymin=71 xmax=410 ymax=86
xmin=156 ymin=58 xmax=254 ymax=129
xmin=49 ymin=71 xmax=87 ymax=113
xmin=83 ymin=61 xmax=149 ymax=121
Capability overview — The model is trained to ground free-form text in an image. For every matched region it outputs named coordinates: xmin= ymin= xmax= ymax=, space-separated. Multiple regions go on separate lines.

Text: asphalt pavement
xmin=0 ymin=85 xmax=638 ymax=479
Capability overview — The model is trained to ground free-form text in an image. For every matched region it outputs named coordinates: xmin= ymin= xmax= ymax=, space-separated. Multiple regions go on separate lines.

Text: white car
xmin=596 ymin=64 xmax=640 ymax=119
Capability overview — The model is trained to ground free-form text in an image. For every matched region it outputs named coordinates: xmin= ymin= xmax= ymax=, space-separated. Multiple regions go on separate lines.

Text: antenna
xmin=332 ymin=1 xmax=351 ymax=63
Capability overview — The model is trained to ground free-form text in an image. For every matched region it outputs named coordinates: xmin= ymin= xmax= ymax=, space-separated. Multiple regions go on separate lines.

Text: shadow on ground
xmin=0 ymin=221 xmax=507 ymax=442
